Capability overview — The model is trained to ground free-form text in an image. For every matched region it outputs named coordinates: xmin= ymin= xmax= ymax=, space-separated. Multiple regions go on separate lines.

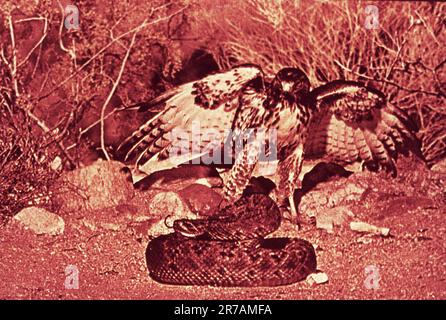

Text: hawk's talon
xmin=280 ymin=205 xmax=301 ymax=230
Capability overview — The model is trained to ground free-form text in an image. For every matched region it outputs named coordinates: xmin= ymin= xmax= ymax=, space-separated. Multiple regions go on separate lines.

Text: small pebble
xmin=350 ymin=221 xmax=390 ymax=236
xmin=307 ymin=272 xmax=329 ymax=286
xmin=14 ymin=207 xmax=65 ymax=236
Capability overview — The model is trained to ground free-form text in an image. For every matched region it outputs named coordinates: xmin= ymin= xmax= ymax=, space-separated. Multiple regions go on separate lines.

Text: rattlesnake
xmin=145 ymin=194 xmax=317 ymax=287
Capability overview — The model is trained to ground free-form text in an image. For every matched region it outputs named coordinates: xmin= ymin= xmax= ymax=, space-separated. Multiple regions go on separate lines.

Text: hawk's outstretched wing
xmin=117 ymin=64 xmax=265 ymax=171
xmin=304 ymin=80 xmax=420 ymax=175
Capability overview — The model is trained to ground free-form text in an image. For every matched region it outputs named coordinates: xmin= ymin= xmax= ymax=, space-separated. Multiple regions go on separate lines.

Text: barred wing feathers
xmin=304 ymin=80 xmax=420 ymax=175
xmin=117 ymin=64 xmax=265 ymax=169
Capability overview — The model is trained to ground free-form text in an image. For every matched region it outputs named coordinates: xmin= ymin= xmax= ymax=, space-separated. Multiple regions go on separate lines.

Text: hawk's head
xmin=275 ymin=67 xmax=310 ymax=96
xmin=265 ymin=68 xmax=310 ymax=108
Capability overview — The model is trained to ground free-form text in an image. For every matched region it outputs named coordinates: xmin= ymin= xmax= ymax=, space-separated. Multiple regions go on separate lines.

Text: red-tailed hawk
xmin=118 ymin=64 xmax=419 ymax=224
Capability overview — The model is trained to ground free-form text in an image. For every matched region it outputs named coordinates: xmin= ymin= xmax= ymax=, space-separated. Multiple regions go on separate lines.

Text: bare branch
xmin=100 ymin=31 xmax=138 ymax=160
xmin=16 ymin=16 xmax=49 ymax=68
xmin=56 ymin=0 xmax=76 ymax=60
xmin=35 ymin=5 xmax=188 ymax=102
xmin=7 ymin=15 xmax=19 ymax=96
xmin=334 ymin=59 xmax=443 ymax=98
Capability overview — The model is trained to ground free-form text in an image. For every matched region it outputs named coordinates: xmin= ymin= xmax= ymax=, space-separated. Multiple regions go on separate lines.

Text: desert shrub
xmin=0 ymin=98 xmax=58 ymax=223
xmin=0 ymin=0 xmax=188 ymax=220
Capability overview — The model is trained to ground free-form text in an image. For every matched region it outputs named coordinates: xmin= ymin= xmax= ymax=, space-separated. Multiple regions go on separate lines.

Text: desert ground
xmin=1 ymin=157 xmax=445 ymax=299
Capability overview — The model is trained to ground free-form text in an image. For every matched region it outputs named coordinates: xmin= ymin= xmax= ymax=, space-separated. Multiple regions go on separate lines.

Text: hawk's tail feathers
xmin=361 ymin=127 xmax=397 ymax=176
xmin=358 ymin=105 xmax=422 ymax=176
xmin=379 ymin=105 xmax=424 ymax=160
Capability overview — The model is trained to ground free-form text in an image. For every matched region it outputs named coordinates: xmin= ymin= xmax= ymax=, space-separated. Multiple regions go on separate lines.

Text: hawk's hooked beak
xmin=281 ymin=81 xmax=294 ymax=92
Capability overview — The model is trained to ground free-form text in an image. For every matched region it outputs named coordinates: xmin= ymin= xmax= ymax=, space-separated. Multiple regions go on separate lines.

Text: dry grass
xmin=188 ymin=0 xmax=446 ymax=165
xmin=0 ymin=102 xmax=58 ymax=223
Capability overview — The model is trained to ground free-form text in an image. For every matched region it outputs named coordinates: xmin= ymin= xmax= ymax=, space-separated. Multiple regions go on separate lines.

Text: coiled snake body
xmin=146 ymin=194 xmax=317 ymax=287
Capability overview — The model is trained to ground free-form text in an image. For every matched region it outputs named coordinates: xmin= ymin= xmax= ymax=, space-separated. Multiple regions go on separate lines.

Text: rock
xmin=115 ymin=204 xmax=140 ymax=216
xmin=100 ymin=223 xmax=121 ymax=231
xmin=316 ymin=218 xmax=334 ymax=233
xmin=300 ymin=182 xmax=365 ymax=217
xmin=148 ymin=191 xmax=191 ymax=219
xmin=125 ymin=191 xmax=197 ymax=237
xmin=350 ymin=221 xmax=390 ymax=236
xmin=300 ymin=192 xmax=328 ymax=214
xmin=178 ymin=184 xmax=223 ymax=216
xmin=356 ymin=236 xmax=373 ymax=244
xmin=306 ymin=272 xmax=329 ymax=286
xmin=194 ymin=178 xmax=213 ymax=188
xmin=327 ymin=183 xmax=366 ymax=207
xmin=14 ymin=207 xmax=65 ymax=236
xmin=131 ymin=219 xmax=159 ymax=239
xmin=52 ymin=160 xmax=134 ymax=213
xmin=316 ymin=206 xmax=354 ymax=233
xmin=50 ymin=156 xmax=63 ymax=171
xmin=134 ymin=165 xmax=223 ymax=191
xmin=383 ymin=196 xmax=436 ymax=217
xmin=133 ymin=215 xmax=154 ymax=223
xmin=81 ymin=219 xmax=97 ymax=231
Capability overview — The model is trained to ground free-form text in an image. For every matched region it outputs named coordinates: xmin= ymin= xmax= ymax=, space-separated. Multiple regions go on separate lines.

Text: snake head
xmin=173 ymin=219 xmax=206 ymax=238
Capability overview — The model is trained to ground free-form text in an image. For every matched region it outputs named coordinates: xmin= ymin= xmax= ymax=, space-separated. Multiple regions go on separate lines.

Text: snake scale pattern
xmin=145 ymin=194 xmax=317 ymax=287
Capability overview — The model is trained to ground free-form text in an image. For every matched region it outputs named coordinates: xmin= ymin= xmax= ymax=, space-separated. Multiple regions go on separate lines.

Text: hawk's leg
xmin=277 ymin=143 xmax=304 ymax=226
xmin=223 ymin=140 xmax=260 ymax=202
